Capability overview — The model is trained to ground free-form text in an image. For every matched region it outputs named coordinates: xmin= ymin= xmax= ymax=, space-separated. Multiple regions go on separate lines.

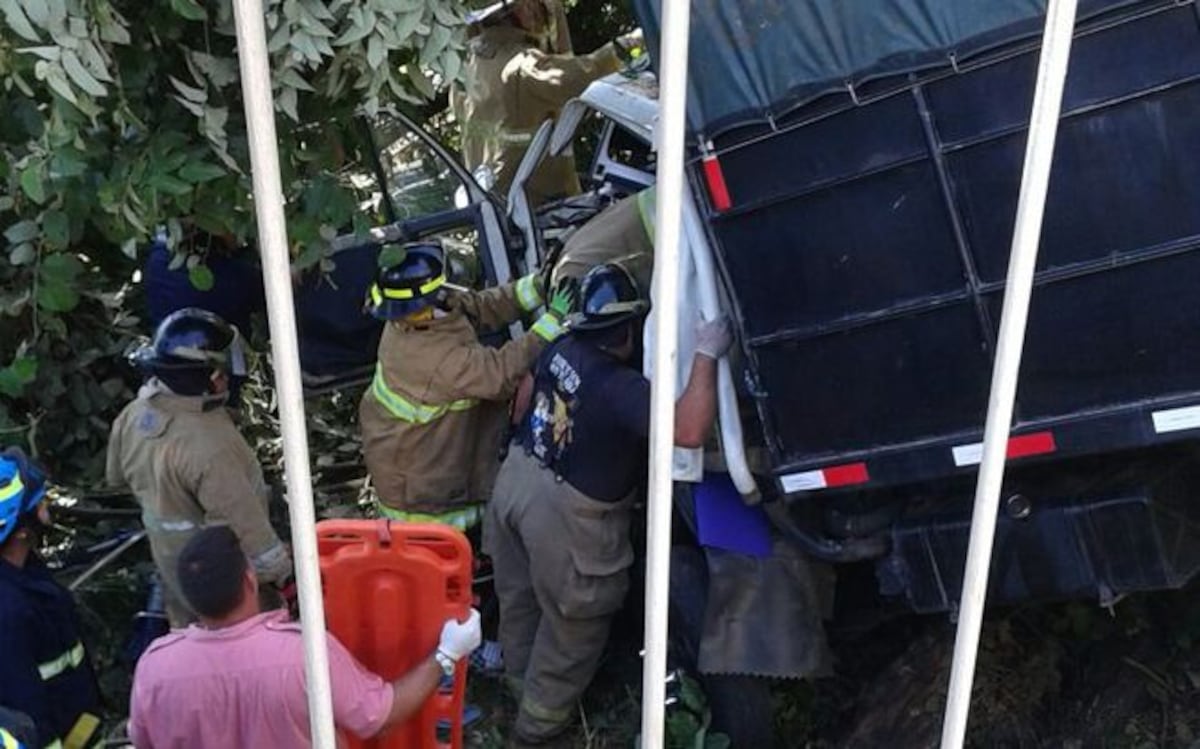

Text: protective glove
xmin=437 ymin=608 xmax=483 ymax=662
xmin=694 ymin=316 xmax=733 ymax=359
xmin=531 ymin=277 xmax=578 ymax=342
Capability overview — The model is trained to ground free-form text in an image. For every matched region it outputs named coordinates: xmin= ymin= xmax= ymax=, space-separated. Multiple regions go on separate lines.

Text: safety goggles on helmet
xmin=367 ymin=242 xmax=448 ymax=321
xmin=129 ymin=308 xmax=247 ymax=378
xmin=0 ymin=447 xmax=47 ymax=546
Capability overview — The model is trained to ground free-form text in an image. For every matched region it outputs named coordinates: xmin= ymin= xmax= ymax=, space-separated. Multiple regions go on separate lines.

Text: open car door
xmin=296 ymin=109 xmax=520 ymax=396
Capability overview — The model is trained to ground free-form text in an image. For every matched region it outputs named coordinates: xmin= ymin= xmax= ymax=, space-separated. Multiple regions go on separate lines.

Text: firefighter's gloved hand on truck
xmin=694 ymin=316 xmax=733 ymax=359
xmin=438 ymin=608 xmax=483 ymax=666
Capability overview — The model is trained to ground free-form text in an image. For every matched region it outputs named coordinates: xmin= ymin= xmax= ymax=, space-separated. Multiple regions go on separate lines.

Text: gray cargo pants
xmin=483 ymin=450 xmax=634 ymax=742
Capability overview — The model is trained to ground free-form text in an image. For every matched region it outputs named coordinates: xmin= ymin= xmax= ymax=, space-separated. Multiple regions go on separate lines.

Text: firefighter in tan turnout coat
xmin=358 ymin=241 xmax=574 ymax=530
xmin=453 ymin=0 xmax=643 ymax=206
xmin=106 ymin=308 xmax=292 ymax=627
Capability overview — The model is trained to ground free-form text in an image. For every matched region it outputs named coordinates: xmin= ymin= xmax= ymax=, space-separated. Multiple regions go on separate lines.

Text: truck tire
xmin=705 ymin=674 xmax=774 ymax=749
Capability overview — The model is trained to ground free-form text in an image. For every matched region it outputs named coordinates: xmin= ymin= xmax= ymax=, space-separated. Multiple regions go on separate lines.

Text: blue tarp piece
xmin=630 ymin=0 xmax=1139 ymax=137
xmin=694 ymin=472 xmax=772 ymax=558
xmin=294 ymin=244 xmax=383 ymax=378
xmin=144 ymin=240 xmax=264 ymax=334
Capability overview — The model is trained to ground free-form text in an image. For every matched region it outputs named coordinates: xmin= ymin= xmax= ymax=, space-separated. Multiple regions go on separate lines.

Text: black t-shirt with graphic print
xmin=516 ymin=335 xmax=650 ymax=502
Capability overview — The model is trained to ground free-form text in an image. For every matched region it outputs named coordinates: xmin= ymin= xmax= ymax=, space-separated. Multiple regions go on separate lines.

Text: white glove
xmin=437 ymin=609 xmax=482 ymax=662
xmin=694 ymin=317 xmax=733 ymax=359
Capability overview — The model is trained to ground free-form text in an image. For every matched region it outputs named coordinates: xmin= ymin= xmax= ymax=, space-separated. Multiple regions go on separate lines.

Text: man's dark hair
xmin=177 ymin=526 xmax=249 ymax=619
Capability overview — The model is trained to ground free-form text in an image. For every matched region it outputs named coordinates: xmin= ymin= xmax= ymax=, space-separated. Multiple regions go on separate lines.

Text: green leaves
xmin=0 ymin=356 xmax=37 ymax=398
xmin=178 ymin=161 xmax=226 ymax=184
xmin=4 ymin=220 xmax=40 ymax=245
xmin=41 ymin=209 xmax=70 ymax=249
xmin=188 ymin=264 xmax=215 ymax=291
xmin=19 ymin=163 xmax=46 ymax=204
xmin=37 ymin=252 xmax=84 ymax=312
xmin=0 ymin=0 xmax=472 ymax=486
xmin=0 ymin=0 xmax=41 ymax=42
xmin=168 ymin=0 xmax=207 ymax=22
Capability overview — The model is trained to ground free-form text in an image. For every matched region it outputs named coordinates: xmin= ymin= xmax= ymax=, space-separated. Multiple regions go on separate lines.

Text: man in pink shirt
xmin=128 ymin=525 xmax=481 ymax=748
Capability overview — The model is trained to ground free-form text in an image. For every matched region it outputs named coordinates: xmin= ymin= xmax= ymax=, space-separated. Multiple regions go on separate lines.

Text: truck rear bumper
xmin=877 ymin=446 xmax=1200 ymax=613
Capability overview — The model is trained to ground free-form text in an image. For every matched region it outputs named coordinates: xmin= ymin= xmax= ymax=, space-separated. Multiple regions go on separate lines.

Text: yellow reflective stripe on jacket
xmin=376 ymin=502 xmax=483 ymax=531
xmin=0 ymin=473 xmax=24 ymax=502
xmin=0 ymin=728 xmax=21 ymax=749
xmin=37 ymin=641 xmax=84 ymax=681
xmin=44 ymin=741 xmax=61 ymax=749
xmin=370 ymin=366 xmax=477 ymax=424
xmin=635 ymin=187 xmax=657 ymax=242
xmin=63 ymin=712 xmax=99 ymax=749
xmin=515 ymin=274 xmax=542 ymax=312
xmin=531 ymin=313 xmax=563 ymax=342
xmin=520 ymin=694 xmax=575 ymax=725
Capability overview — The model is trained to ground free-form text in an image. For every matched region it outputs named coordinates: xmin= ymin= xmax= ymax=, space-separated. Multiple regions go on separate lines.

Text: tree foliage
xmin=0 ymin=0 xmax=638 ymax=483
xmin=0 ymin=0 xmax=467 ymax=479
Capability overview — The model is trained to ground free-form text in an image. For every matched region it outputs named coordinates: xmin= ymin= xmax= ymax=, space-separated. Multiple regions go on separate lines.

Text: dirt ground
xmin=63 ymin=471 xmax=1200 ymax=748
xmin=457 ymin=584 xmax=1200 ymax=748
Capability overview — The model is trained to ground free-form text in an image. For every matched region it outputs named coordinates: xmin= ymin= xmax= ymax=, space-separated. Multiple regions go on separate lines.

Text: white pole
xmin=230 ymin=1 xmax=337 ymax=746
xmin=641 ymin=0 xmax=691 ymax=746
xmin=940 ymin=0 xmax=1078 ymax=745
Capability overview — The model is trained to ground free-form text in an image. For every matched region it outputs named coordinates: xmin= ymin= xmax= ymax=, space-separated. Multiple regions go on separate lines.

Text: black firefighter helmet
xmin=569 ymin=262 xmax=650 ymax=331
xmin=129 ymin=307 xmax=247 ymax=394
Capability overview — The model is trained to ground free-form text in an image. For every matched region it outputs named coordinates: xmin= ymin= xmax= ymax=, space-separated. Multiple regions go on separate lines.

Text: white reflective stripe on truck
xmin=1152 ymin=405 xmax=1200 ymax=434
xmin=779 ymin=462 xmax=870 ymax=493
xmin=951 ymin=431 xmax=1057 ymax=467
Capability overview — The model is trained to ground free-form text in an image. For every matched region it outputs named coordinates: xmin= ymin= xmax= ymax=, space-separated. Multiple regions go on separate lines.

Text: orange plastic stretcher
xmin=318 ymin=520 xmax=473 ymax=749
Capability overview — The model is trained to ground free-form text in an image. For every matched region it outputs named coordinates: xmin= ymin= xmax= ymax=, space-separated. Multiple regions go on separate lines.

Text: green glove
xmin=548 ymin=277 xmax=577 ymax=319
xmin=531 ymin=278 xmax=578 ymax=342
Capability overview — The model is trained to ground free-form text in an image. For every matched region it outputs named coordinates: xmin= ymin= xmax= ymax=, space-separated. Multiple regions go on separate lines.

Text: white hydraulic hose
xmin=940 ymin=0 xmax=1078 ymax=745
xmin=640 ymin=0 xmax=692 ymax=746
xmin=681 ymin=193 xmax=757 ymax=500
xmin=230 ymin=1 xmax=336 ymax=746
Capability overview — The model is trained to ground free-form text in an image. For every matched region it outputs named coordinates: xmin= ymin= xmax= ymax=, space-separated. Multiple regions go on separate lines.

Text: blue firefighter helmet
xmin=366 ymin=243 xmax=448 ymax=321
xmin=570 ymin=262 xmax=649 ymax=331
xmin=0 ymin=447 xmax=47 ymax=546
xmin=0 ymin=726 xmax=29 ymax=749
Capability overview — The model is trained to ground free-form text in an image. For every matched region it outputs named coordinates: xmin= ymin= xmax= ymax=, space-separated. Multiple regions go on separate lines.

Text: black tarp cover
xmin=631 ymin=0 xmax=1138 ymax=137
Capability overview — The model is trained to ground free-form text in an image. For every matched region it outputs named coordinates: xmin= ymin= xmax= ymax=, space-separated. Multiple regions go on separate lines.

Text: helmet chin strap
xmin=227 ymin=329 xmax=248 ymax=377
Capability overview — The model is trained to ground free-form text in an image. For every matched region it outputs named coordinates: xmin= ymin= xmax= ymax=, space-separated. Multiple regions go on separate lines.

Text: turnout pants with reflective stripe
xmin=483 ymin=450 xmax=634 ymax=741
